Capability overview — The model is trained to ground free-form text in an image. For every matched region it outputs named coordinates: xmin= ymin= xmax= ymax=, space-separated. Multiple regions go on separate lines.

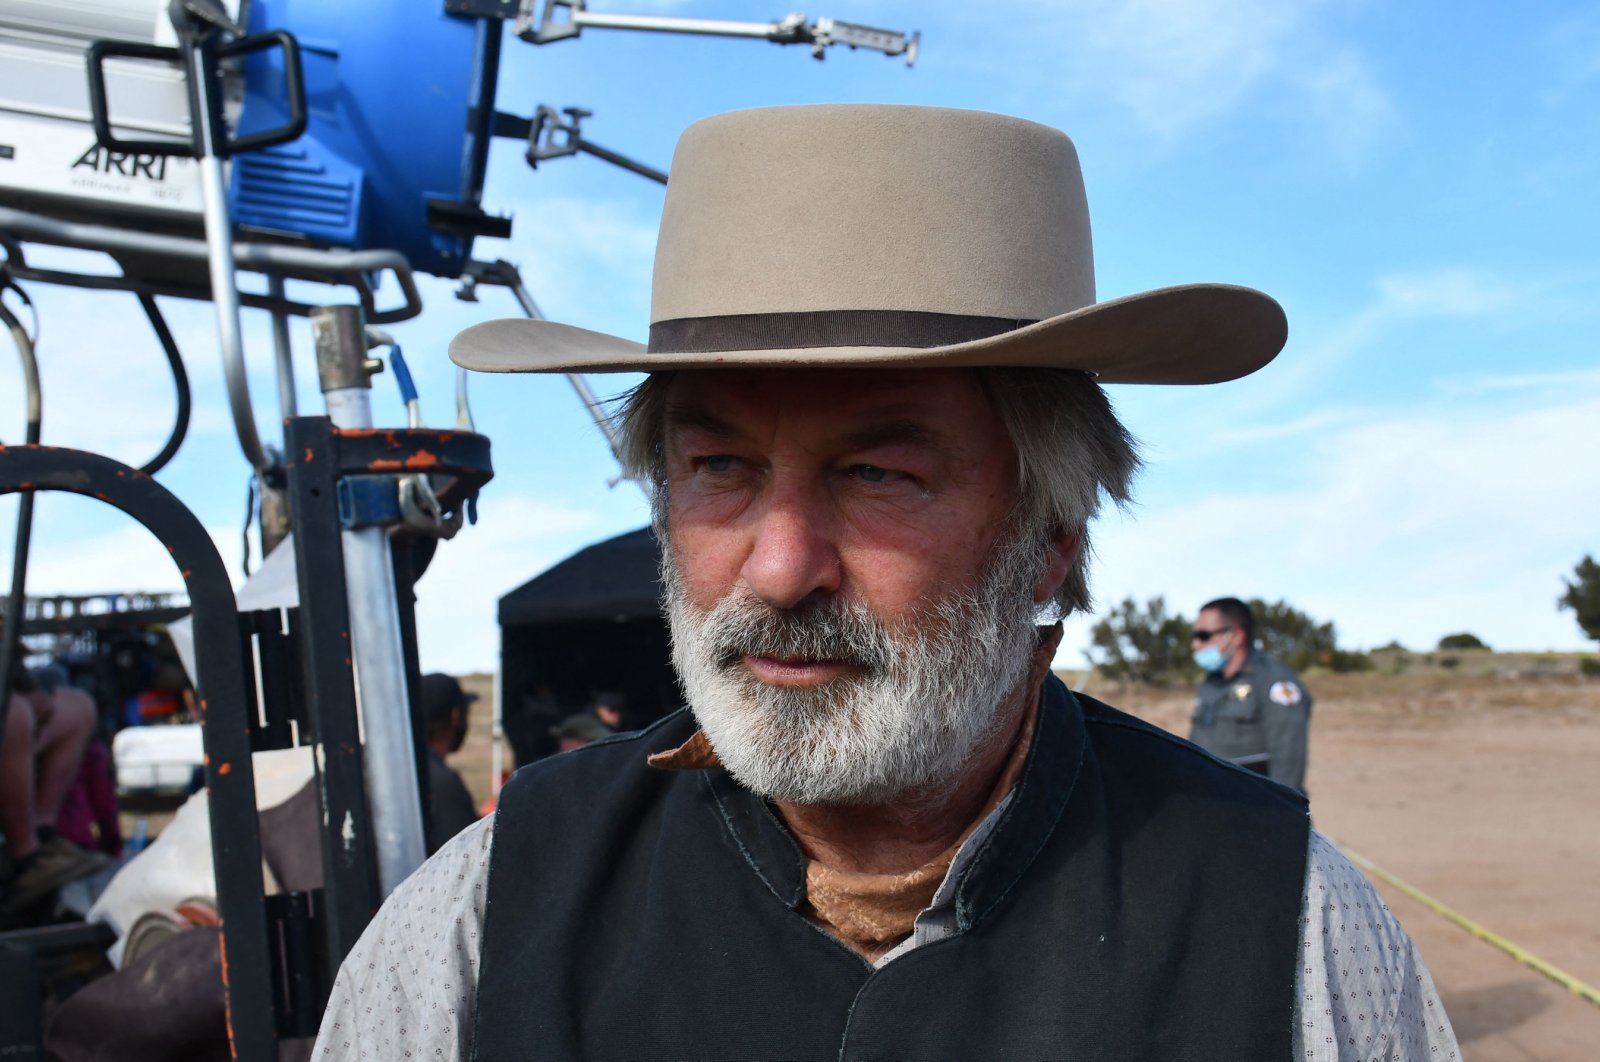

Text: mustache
xmin=695 ymin=590 xmax=897 ymax=672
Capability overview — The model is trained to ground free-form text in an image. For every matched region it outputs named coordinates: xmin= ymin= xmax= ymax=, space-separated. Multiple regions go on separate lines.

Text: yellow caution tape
xmin=1336 ymin=842 xmax=1600 ymax=1009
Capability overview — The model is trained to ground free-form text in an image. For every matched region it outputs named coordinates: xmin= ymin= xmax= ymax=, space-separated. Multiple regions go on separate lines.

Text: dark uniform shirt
xmin=425 ymin=749 xmax=479 ymax=855
xmin=1189 ymin=649 xmax=1312 ymax=792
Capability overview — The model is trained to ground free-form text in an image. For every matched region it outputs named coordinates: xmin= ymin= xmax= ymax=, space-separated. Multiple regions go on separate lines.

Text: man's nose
xmin=739 ymin=483 xmax=841 ymax=610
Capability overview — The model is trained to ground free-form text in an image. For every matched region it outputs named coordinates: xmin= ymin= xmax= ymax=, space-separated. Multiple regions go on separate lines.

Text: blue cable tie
xmin=389 ymin=345 xmax=419 ymax=404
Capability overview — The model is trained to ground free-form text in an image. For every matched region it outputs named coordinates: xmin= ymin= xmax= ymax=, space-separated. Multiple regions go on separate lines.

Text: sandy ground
xmin=1088 ymin=668 xmax=1600 ymax=1061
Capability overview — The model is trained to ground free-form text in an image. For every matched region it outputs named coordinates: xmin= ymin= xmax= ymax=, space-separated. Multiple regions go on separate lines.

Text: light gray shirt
xmin=314 ymin=816 xmax=1459 ymax=1060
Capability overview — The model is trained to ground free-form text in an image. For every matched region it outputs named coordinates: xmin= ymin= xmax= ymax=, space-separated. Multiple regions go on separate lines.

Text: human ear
xmin=1031 ymin=526 xmax=1082 ymax=605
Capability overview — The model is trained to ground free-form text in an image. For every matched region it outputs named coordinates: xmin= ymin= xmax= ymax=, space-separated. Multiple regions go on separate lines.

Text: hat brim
xmin=449 ymin=283 xmax=1286 ymax=386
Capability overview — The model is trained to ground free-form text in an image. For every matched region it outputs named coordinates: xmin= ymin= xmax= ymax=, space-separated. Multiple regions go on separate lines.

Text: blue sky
xmin=3 ymin=0 xmax=1599 ymax=672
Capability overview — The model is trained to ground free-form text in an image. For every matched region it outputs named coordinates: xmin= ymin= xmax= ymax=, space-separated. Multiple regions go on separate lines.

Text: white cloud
xmin=0 ymin=495 xmax=238 ymax=596
xmin=1212 ymin=406 xmax=1369 ymax=447
xmin=1220 ymin=267 xmax=1529 ymax=418
xmin=1434 ymin=366 xmax=1600 ymax=397
xmin=491 ymin=194 xmax=658 ymax=338
xmin=1298 ymin=47 xmax=1392 ymax=164
xmin=1537 ymin=9 xmax=1600 ymax=103
xmin=1 ymin=488 xmax=618 ymax=676
xmin=1073 ymin=0 xmax=1298 ymax=137
xmin=0 ymin=279 xmax=294 ymax=471
xmin=413 ymin=491 xmax=612 ymax=673
xmin=1372 ymin=268 xmax=1524 ymax=318
xmin=1063 ymin=385 xmax=1600 ymax=662
xmin=1024 ymin=0 xmax=1393 ymax=153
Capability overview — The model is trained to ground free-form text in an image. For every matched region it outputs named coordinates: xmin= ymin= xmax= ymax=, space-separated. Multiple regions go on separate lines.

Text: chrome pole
xmin=267 ymin=275 xmax=298 ymax=419
xmin=186 ymin=42 xmax=270 ymax=473
xmin=310 ymin=305 xmax=426 ymax=895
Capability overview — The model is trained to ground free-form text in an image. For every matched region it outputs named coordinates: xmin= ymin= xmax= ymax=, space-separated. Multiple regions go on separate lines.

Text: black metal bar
xmin=281 ymin=608 xmax=308 ymax=736
xmin=329 ymin=427 xmax=493 ymax=481
xmin=0 ymin=295 xmax=41 ymax=764
xmin=462 ymin=16 xmax=506 ymax=204
xmin=217 ymin=32 xmax=308 ymax=157
xmin=0 ymin=939 xmax=42 ymax=1053
xmin=245 ymin=608 xmax=297 ymax=751
xmin=577 ymin=137 xmax=669 ymax=185
xmin=0 ymin=445 xmax=277 ymax=1060
xmin=0 ymin=920 xmax=118 ymax=957
xmin=283 ymin=418 xmax=382 ymax=969
xmin=237 ymin=614 xmax=269 ymax=751
xmin=85 ymin=40 xmax=198 ymax=158
xmin=266 ymin=890 xmax=322 ymax=1039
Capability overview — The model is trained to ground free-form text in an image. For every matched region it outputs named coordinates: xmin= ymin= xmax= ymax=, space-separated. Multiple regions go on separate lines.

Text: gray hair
xmin=613 ymin=367 xmax=1141 ymax=618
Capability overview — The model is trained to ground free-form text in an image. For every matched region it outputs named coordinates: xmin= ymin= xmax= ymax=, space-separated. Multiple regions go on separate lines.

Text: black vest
xmin=475 ymin=678 xmax=1309 ymax=1061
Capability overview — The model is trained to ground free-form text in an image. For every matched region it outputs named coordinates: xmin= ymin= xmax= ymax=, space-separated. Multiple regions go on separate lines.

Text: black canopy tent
xmin=497 ymin=527 xmax=677 ymax=764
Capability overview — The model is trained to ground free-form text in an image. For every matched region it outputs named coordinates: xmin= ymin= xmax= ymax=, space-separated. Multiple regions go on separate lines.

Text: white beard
xmin=663 ymin=529 xmax=1046 ymax=806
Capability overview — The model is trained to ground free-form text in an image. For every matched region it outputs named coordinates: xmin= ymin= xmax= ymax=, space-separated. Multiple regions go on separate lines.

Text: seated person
xmin=37 ymin=664 xmax=123 ymax=858
xmin=550 ymin=712 xmax=612 ymax=753
xmin=2 ymin=665 xmax=108 ymax=917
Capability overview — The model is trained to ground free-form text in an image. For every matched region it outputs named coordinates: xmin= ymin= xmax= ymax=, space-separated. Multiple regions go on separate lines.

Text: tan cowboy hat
xmin=450 ymin=105 xmax=1286 ymax=384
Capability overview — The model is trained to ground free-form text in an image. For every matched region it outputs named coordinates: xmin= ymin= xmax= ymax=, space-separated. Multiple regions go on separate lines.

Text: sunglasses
xmin=1189 ymin=626 xmax=1234 ymax=644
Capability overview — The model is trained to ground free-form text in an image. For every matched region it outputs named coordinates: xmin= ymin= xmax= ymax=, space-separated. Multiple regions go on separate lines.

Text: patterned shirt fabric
xmin=314 ymin=817 xmax=1459 ymax=1060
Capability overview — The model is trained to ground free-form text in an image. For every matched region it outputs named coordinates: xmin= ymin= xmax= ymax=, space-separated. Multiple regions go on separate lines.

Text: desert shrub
xmin=1438 ymin=632 xmax=1489 ymax=651
xmin=1560 ymin=556 xmax=1600 ymax=645
xmin=1089 ymin=596 xmax=1371 ymax=680
xmin=1373 ymin=639 xmax=1407 ymax=652
xmin=1247 ymin=599 xmax=1334 ymax=671
xmin=1086 ymin=596 xmax=1194 ymax=685
xmin=1580 ymin=657 xmax=1600 ymax=679
xmin=1438 ymin=655 xmax=1460 ymax=670
xmin=1245 ymin=599 xmax=1371 ymax=672
xmin=1327 ymin=648 xmax=1374 ymax=672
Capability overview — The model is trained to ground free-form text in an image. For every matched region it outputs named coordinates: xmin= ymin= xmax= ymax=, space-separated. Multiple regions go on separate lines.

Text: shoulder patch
xmin=1268 ymin=680 xmax=1303 ymax=706
xmin=1232 ymin=683 xmax=1252 ymax=700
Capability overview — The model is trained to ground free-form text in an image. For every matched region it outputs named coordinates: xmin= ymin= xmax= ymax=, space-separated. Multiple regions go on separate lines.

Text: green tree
xmin=1088 ymin=596 xmax=1372 ymax=681
xmin=1559 ymin=555 xmax=1600 ymax=644
xmin=1246 ymin=599 xmax=1334 ymax=671
xmin=1245 ymin=598 xmax=1371 ymax=673
xmin=1086 ymin=596 xmax=1193 ymax=685
xmin=1437 ymin=632 xmax=1489 ymax=651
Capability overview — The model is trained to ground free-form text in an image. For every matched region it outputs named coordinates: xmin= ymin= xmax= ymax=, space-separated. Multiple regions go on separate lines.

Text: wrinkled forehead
xmin=659 ymin=366 xmax=1011 ymax=452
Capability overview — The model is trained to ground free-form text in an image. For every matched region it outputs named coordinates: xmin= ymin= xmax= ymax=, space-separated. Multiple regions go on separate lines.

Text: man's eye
xmin=699 ymin=455 xmax=738 ymax=473
xmin=852 ymin=464 xmax=894 ymax=484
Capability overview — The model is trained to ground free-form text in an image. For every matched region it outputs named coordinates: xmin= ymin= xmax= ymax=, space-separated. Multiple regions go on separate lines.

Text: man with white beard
xmin=315 ymin=106 xmax=1458 ymax=1060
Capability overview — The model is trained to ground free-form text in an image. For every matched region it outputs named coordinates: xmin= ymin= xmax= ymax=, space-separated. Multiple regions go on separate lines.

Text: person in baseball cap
xmin=418 ymin=673 xmax=479 ymax=854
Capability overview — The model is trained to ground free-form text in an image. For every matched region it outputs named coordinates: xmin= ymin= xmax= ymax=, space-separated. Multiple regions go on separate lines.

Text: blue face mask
xmin=1193 ymin=645 xmax=1228 ymax=672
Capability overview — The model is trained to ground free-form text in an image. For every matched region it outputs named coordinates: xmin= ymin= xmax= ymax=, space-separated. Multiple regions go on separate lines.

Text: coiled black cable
xmin=135 ymin=293 xmax=192 ymax=476
xmin=0 ymin=289 xmax=193 ymax=754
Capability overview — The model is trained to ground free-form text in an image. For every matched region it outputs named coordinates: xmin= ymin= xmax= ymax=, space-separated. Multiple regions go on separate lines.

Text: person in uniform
xmin=313 ymin=105 xmax=1455 ymax=1060
xmin=1189 ymin=596 xmax=1312 ymax=792
xmin=417 ymin=673 xmax=481 ymax=854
